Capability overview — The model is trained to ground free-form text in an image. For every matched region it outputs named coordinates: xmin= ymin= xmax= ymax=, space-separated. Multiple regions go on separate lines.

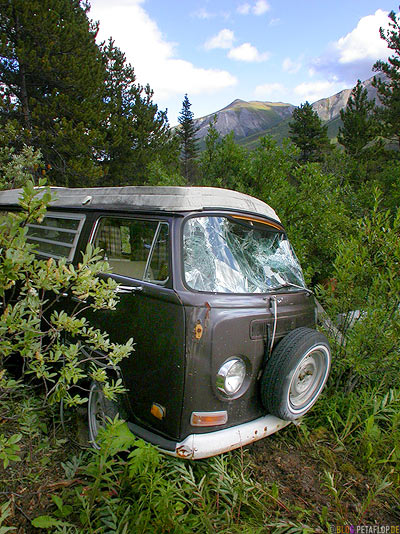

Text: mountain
xmin=193 ymin=76 xmax=382 ymax=148
xmin=195 ymin=99 xmax=295 ymax=147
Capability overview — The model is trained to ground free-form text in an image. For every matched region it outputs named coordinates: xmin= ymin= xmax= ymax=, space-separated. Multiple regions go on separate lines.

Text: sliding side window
xmin=93 ymin=217 xmax=169 ymax=284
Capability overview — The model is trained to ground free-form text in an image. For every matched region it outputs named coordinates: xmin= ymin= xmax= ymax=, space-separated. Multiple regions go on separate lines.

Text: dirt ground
xmin=249 ymin=432 xmax=400 ymax=527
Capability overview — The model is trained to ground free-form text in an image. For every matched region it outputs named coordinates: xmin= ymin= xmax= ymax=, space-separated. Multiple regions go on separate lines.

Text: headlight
xmin=216 ymin=358 xmax=246 ymax=396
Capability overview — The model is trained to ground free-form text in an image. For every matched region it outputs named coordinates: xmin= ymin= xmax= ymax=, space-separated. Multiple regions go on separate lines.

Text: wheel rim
xmin=288 ymin=345 xmax=330 ymax=413
xmin=88 ymin=384 xmax=106 ymax=449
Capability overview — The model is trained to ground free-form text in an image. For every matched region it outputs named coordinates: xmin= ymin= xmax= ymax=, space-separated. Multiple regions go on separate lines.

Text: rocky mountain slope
xmin=195 ymin=100 xmax=295 ymax=143
xmin=194 ymin=76 xmax=381 ymax=147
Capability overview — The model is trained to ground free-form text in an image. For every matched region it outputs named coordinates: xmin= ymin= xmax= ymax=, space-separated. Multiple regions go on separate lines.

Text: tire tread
xmin=261 ymin=327 xmax=330 ymax=421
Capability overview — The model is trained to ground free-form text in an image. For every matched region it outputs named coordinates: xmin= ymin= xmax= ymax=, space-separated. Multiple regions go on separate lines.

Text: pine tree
xmin=0 ymin=0 xmax=106 ymax=186
xmin=338 ymin=80 xmax=377 ymax=158
xmin=373 ymin=8 xmax=400 ymax=149
xmin=177 ymin=94 xmax=199 ymax=183
xmin=288 ymin=101 xmax=331 ymax=163
xmin=100 ymin=40 xmax=179 ymax=185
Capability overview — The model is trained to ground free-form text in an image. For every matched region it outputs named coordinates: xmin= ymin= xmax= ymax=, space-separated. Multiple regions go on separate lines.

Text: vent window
xmin=26 ymin=212 xmax=85 ymax=261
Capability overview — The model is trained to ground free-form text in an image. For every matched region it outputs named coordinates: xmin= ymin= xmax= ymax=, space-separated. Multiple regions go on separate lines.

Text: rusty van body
xmin=0 ymin=186 xmax=331 ymax=459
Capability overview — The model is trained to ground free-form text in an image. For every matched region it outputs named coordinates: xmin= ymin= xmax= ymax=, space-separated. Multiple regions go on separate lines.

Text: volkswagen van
xmin=0 ymin=186 xmax=331 ymax=459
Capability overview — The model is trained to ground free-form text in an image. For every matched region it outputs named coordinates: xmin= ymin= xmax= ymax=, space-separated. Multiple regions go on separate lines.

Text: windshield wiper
xmin=269 ymin=282 xmax=313 ymax=295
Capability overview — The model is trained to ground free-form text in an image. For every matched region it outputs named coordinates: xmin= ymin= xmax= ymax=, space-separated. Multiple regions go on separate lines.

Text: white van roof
xmin=0 ymin=186 xmax=280 ymax=223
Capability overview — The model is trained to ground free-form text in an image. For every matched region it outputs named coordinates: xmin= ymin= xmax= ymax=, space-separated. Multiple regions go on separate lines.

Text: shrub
xmin=0 ymin=177 xmax=133 ymax=407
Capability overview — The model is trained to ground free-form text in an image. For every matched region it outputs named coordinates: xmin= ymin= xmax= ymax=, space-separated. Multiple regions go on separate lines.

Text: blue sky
xmin=89 ymin=0 xmax=396 ymax=125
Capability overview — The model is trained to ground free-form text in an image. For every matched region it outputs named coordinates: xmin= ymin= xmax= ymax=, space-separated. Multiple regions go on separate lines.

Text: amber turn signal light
xmin=151 ymin=403 xmax=166 ymax=420
xmin=190 ymin=411 xmax=228 ymax=427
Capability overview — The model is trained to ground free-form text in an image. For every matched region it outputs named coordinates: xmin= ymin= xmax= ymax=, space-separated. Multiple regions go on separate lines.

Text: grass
xmin=0 ymin=382 xmax=399 ymax=533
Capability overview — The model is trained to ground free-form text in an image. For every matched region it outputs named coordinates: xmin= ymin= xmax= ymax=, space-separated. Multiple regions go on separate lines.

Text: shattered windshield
xmin=183 ymin=216 xmax=305 ymax=294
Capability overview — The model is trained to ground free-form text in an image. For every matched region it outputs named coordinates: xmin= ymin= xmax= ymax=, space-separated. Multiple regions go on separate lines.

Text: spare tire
xmin=261 ymin=327 xmax=331 ymax=421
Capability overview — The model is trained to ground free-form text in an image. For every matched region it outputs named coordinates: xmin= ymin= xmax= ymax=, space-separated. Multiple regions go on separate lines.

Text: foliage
xmin=0 ymin=159 xmax=133 ymax=406
xmin=288 ymin=101 xmax=332 ymax=163
xmin=0 ymin=433 xmax=21 ymax=469
xmin=373 ymin=7 xmax=400 ymax=148
xmin=0 ymin=1 xmax=179 ymax=188
xmin=100 ymin=39 xmax=179 ymax=186
xmin=0 ymin=501 xmax=16 ymax=534
xmin=0 ymin=123 xmax=44 ymax=190
xmin=30 ymin=418 xmax=298 ymax=533
xmin=338 ymin=80 xmax=380 ymax=160
xmin=198 ymin=128 xmax=248 ymax=191
xmin=317 ymin=190 xmax=400 ymax=391
xmin=318 ymin=388 xmax=400 ymax=474
xmin=285 ymin=164 xmax=352 ymax=283
xmin=177 ymin=94 xmax=200 ymax=183
xmin=0 ymin=0 xmax=106 ymax=187
xmin=144 ymin=157 xmax=187 ymax=186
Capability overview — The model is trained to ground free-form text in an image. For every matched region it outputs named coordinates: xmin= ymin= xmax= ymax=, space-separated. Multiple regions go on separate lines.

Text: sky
xmin=88 ymin=0 xmax=397 ymax=125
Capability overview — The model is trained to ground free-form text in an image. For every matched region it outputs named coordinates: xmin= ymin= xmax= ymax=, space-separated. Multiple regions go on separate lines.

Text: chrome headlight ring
xmin=216 ymin=358 xmax=247 ymax=397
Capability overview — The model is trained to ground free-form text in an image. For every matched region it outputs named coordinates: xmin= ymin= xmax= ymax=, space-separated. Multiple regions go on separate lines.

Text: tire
xmin=260 ymin=327 xmax=331 ymax=421
xmin=88 ymin=381 xmax=118 ymax=449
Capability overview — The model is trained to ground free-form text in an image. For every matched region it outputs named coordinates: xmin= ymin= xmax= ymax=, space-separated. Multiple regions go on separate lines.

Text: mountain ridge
xmin=193 ymin=76 xmax=382 ymax=147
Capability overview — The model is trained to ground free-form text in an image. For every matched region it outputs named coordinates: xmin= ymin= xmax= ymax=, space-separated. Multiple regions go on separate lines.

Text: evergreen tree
xmin=288 ymin=101 xmax=331 ymax=162
xmin=0 ymin=0 xmax=106 ymax=186
xmin=100 ymin=40 xmax=179 ymax=185
xmin=199 ymin=116 xmax=220 ymax=173
xmin=198 ymin=131 xmax=247 ymax=191
xmin=338 ymin=80 xmax=378 ymax=158
xmin=373 ymin=8 xmax=400 ymax=148
xmin=177 ymin=94 xmax=199 ymax=183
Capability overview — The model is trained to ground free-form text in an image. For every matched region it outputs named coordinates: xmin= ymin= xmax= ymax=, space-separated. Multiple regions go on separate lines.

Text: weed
xmin=0 ymin=501 xmax=15 ymax=534
xmin=0 ymin=434 xmax=21 ymax=469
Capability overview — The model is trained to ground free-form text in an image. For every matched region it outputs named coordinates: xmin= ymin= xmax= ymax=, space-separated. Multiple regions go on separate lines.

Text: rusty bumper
xmin=164 ymin=415 xmax=291 ymax=460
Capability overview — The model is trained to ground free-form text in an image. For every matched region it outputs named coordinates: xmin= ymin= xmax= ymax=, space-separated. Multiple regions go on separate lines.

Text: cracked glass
xmin=183 ymin=216 xmax=305 ymax=293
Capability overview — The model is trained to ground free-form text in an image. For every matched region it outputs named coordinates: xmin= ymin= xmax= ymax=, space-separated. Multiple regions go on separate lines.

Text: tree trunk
xmin=15 ymin=11 xmax=31 ymax=129
xmin=19 ymin=62 xmax=31 ymax=129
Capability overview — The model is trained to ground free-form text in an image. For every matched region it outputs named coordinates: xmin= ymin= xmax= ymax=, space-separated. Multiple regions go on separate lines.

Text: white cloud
xmin=294 ymin=81 xmax=343 ymax=103
xmin=310 ymin=9 xmax=391 ymax=84
xmin=253 ymin=0 xmax=270 ymax=15
xmin=228 ymin=43 xmax=270 ymax=62
xmin=334 ymin=9 xmax=390 ymax=63
xmin=89 ymin=0 xmax=237 ymax=104
xmin=269 ymin=18 xmax=280 ymax=26
xmin=205 ymin=29 xmax=235 ymax=50
xmin=282 ymin=57 xmax=302 ymax=74
xmin=254 ymin=82 xmax=286 ymax=99
xmin=237 ymin=3 xmax=251 ymax=15
xmin=192 ymin=8 xmax=214 ymax=20
xmin=237 ymin=1 xmax=270 ymax=16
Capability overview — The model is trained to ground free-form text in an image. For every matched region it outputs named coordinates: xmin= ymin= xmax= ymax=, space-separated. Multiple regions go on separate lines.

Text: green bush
xmin=317 ymin=190 xmax=400 ymax=391
xmin=0 ymin=176 xmax=133 ymax=407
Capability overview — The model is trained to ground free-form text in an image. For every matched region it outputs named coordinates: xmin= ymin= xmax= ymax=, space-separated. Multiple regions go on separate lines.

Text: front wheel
xmin=88 ymin=381 xmax=118 ymax=448
xmin=260 ymin=328 xmax=331 ymax=421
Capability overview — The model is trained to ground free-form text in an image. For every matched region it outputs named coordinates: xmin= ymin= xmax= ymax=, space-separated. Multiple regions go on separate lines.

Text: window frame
xmin=181 ymin=213 xmax=304 ymax=295
xmin=26 ymin=211 xmax=86 ymax=262
xmin=91 ymin=215 xmax=171 ymax=285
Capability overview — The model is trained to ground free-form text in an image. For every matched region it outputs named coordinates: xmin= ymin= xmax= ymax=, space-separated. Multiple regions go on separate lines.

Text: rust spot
xmin=204 ymin=302 xmax=211 ymax=321
xmin=264 ymin=426 xmax=268 ymax=432
xmin=194 ymin=321 xmax=203 ymax=340
xmin=176 ymin=446 xmax=193 ymax=459
xmin=254 ymin=430 xmax=258 ymax=435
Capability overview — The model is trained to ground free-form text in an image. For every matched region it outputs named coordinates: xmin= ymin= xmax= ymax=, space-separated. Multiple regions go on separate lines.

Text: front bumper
xmin=167 ymin=414 xmax=291 ymax=459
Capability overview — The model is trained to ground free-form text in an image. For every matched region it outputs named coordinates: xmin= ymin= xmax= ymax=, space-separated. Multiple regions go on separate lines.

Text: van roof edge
xmin=0 ymin=186 xmax=280 ymax=223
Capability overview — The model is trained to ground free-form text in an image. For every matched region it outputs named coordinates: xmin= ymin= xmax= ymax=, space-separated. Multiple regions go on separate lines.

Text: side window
xmin=93 ymin=217 xmax=170 ymax=284
xmin=26 ymin=212 xmax=85 ymax=261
